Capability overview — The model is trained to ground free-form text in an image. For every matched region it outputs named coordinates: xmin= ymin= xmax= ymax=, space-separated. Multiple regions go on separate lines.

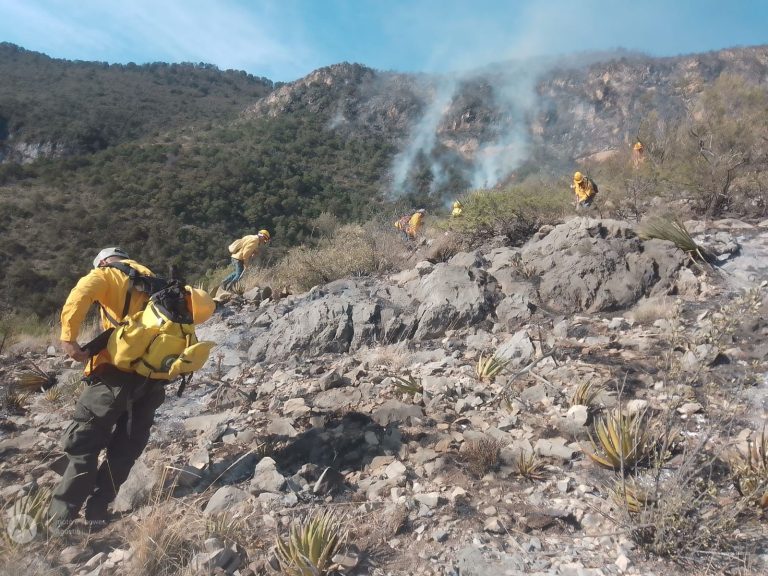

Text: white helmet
xmin=93 ymin=247 xmax=129 ymax=269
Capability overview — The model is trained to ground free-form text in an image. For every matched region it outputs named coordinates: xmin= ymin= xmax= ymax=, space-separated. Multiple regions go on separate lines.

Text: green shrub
xmin=449 ymin=182 xmax=568 ymax=245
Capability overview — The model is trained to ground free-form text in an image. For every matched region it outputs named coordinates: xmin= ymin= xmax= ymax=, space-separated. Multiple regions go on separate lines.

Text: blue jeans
xmin=222 ymin=258 xmax=244 ymax=290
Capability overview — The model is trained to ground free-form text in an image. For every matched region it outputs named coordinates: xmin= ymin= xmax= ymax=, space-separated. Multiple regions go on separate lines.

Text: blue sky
xmin=1 ymin=0 xmax=767 ymax=82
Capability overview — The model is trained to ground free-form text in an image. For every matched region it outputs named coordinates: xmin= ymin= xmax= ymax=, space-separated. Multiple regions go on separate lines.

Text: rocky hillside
xmin=1 ymin=43 xmax=767 ymax=319
xmin=2 ymin=217 xmax=767 ymax=575
xmin=246 ymin=46 xmax=768 ymax=183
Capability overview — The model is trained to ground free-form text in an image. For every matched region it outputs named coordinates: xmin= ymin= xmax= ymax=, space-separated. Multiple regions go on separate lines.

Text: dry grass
xmin=245 ymin=222 xmax=409 ymax=296
xmin=729 ymin=424 xmax=768 ymax=509
xmin=125 ymin=503 xmax=195 ymax=576
xmin=462 ymin=437 xmax=503 ymax=478
xmin=628 ymin=297 xmax=676 ymax=325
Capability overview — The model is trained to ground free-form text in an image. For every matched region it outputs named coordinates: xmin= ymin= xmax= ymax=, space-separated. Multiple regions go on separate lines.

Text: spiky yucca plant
xmin=586 ymin=409 xmax=652 ymax=472
xmin=391 ymin=374 xmax=423 ymax=396
xmin=610 ymin=479 xmax=654 ymax=514
xmin=570 ymin=380 xmax=602 ymax=408
xmin=730 ymin=425 xmax=768 ymax=509
xmin=515 ymin=452 xmax=546 ymax=481
xmin=275 ymin=510 xmax=347 ymax=576
xmin=1 ymin=487 xmax=51 ymax=546
xmin=476 ymin=352 xmax=508 ymax=382
xmin=14 ymin=362 xmax=57 ymax=393
xmin=3 ymin=386 xmax=29 ymax=414
xmin=43 ymin=385 xmax=63 ymax=403
xmin=636 ymin=217 xmax=711 ymax=263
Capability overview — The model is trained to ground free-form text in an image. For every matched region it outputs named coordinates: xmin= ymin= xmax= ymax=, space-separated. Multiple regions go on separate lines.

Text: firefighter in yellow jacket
xmin=571 ymin=172 xmax=598 ymax=209
xmin=49 ymin=248 xmax=163 ymax=528
xmin=407 ymin=209 xmax=426 ymax=239
xmin=451 ymin=201 xmax=463 ymax=218
xmin=222 ymin=229 xmax=270 ymax=290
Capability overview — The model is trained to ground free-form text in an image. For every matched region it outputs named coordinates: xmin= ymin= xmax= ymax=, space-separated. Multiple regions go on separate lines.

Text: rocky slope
xmin=1 ymin=216 xmax=767 ymax=575
xmin=245 ymin=46 xmax=768 ymax=178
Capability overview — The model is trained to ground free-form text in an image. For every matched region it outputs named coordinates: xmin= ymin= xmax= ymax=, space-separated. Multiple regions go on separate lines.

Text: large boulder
xmin=518 ymin=218 xmax=684 ymax=313
xmin=247 ymin=263 xmax=498 ymax=362
xmin=405 ymin=264 xmax=498 ymax=340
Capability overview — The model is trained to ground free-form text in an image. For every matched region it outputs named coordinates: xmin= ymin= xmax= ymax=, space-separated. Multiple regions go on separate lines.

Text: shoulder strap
xmin=98 ymin=262 xmax=140 ymax=326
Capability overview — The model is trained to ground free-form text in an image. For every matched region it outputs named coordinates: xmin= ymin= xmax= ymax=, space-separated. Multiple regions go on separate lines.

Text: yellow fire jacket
xmin=228 ymin=235 xmax=265 ymax=263
xmin=60 ymin=259 xmax=154 ymax=373
xmin=573 ymin=178 xmax=597 ymax=202
xmin=407 ymin=212 xmax=424 ymax=237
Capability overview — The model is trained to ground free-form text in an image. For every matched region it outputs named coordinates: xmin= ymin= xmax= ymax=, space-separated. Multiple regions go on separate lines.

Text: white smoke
xmin=389 ymin=64 xmax=543 ymax=196
xmin=390 ymin=78 xmax=457 ymax=194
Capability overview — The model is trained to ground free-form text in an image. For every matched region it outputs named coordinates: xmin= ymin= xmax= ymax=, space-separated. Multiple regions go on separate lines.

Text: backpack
xmin=228 ymin=237 xmax=244 ymax=255
xmin=90 ymin=262 xmax=215 ymax=394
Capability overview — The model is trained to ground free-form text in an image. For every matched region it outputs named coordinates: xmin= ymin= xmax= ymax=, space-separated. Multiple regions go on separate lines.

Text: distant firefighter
xmin=570 ymin=171 xmax=598 ymax=209
xmin=394 ymin=208 xmax=426 ymax=240
xmin=632 ymin=141 xmax=645 ymax=167
xmin=451 ymin=200 xmax=463 ymax=218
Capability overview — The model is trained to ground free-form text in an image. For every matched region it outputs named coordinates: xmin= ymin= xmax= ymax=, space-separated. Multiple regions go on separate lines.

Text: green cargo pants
xmin=48 ymin=365 xmax=165 ymax=525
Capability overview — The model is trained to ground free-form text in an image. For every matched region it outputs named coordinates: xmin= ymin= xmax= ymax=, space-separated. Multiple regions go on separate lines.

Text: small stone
xmin=557 ymin=478 xmax=572 ymax=493
xmin=626 ymin=399 xmax=649 ymax=414
xmin=615 ymin=554 xmax=631 ymax=571
xmin=172 ymin=461 xmax=205 ymax=489
xmin=566 ymin=405 xmax=589 ymax=426
xmin=432 ymin=529 xmax=449 ymax=542
xmin=250 ymin=457 xmax=286 ymax=494
xmin=678 ymin=402 xmax=702 ymax=416
xmin=384 ymin=460 xmax=407 ymax=479
xmin=46 ymin=345 xmax=57 ymax=357
xmin=60 ymin=546 xmax=88 ymax=564
xmin=483 ymin=517 xmax=504 ymax=533
xmin=331 ymin=552 xmax=359 ymax=571
xmin=84 ymin=552 xmax=106 ymax=569
xmin=414 ymin=492 xmax=440 ymax=508
xmin=319 ymin=369 xmax=345 ymax=391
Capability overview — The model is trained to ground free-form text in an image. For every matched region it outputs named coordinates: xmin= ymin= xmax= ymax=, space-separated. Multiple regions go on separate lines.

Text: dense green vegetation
xmin=0 ymin=42 xmax=273 ymax=155
xmin=0 ymin=113 xmax=396 ymax=318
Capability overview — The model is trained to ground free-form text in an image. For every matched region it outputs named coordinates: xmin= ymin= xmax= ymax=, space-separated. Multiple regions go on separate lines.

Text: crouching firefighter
xmin=49 ymin=247 xmax=215 ymax=529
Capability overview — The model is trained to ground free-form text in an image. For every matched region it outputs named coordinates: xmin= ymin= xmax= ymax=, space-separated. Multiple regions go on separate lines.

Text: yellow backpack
xmin=103 ymin=274 xmax=215 ymax=392
xmin=108 ymin=300 xmax=214 ymax=380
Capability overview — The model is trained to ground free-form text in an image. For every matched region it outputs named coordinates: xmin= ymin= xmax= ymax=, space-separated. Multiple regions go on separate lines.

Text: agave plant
xmin=586 ymin=409 xmax=652 ymax=472
xmin=3 ymin=385 xmax=29 ymax=415
xmin=14 ymin=362 xmax=57 ymax=393
xmin=730 ymin=425 xmax=768 ymax=509
xmin=515 ymin=452 xmax=546 ymax=481
xmin=476 ymin=352 xmax=508 ymax=382
xmin=636 ymin=217 xmax=711 ymax=264
xmin=611 ymin=477 xmax=657 ymax=514
xmin=1 ymin=486 xmax=51 ymax=546
xmin=391 ymin=374 xmax=423 ymax=396
xmin=570 ymin=380 xmax=602 ymax=409
xmin=275 ymin=510 xmax=347 ymax=576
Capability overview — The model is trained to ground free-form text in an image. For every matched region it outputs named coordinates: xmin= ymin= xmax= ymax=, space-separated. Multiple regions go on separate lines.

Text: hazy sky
xmin=1 ymin=0 xmax=767 ymax=82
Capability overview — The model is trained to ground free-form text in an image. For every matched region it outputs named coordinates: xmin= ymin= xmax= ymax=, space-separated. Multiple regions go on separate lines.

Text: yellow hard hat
xmin=634 ymin=141 xmax=643 ymax=150
xmin=258 ymin=229 xmax=271 ymax=241
xmin=573 ymin=171 xmax=583 ymax=183
xmin=185 ymin=287 xmax=215 ymax=324
xmin=453 ymin=200 xmax=462 ymax=208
